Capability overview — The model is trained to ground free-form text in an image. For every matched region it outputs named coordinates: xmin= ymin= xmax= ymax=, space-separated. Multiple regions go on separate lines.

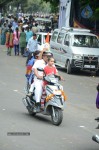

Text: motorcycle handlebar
xmin=43 ymin=74 xmax=61 ymax=81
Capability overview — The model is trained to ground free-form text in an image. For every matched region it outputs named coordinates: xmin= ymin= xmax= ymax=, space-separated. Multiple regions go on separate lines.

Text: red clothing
xmin=43 ymin=65 xmax=57 ymax=85
xmin=44 ymin=65 xmax=57 ymax=75
xmin=26 ymin=65 xmax=32 ymax=75
xmin=6 ymin=32 xmax=14 ymax=48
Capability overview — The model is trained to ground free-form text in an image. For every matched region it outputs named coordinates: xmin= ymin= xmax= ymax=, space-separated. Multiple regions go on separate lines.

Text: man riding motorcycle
xmin=27 ymin=51 xmax=53 ymax=112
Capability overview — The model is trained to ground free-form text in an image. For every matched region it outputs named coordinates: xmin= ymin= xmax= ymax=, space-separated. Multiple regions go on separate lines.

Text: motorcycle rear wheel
xmin=51 ymin=107 xmax=63 ymax=126
xmin=27 ymin=106 xmax=36 ymax=116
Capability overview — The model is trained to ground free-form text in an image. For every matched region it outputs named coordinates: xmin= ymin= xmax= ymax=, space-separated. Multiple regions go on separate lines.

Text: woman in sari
xmin=6 ymin=28 xmax=14 ymax=56
xmin=1 ymin=23 xmax=7 ymax=45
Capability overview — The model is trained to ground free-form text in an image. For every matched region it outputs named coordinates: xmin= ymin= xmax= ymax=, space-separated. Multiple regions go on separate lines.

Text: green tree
xmin=0 ymin=0 xmax=13 ymax=6
xmin=24 ymin=0 xmax=51 ymax=13
xmin=41 ymin=0 xmax=59 ymax=13
xmin=3 ymin=0 xmax=51 ymax=13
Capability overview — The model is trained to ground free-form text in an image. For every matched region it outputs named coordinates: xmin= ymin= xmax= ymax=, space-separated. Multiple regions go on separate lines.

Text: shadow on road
xmin=56 ymin=66 xmax=98 ymax=77
xmin=8 ymin=108 xmax=52 ymax=125
xmin=23 ymin=112 xmax=52 ymax=125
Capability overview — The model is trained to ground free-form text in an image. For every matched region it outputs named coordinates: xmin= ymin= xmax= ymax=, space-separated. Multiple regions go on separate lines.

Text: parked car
xmin=50 ymin=27 xmax=99 ymax=74
xmin=36 ymin=32 xmax=52 ymax=51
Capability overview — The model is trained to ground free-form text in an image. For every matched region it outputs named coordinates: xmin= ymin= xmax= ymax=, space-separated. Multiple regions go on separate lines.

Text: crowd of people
xmin=0 ymin=14 xmax=62 ymax=112
xmin=0 ymin=14 xmax=52 ymax=56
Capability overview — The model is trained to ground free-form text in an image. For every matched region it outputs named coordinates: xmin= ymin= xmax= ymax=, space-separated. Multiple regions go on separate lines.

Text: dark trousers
xmin=20 ymin=47 xmax=25 ymax=55
xmin=14 ymin=45 xmax=19 ymax=55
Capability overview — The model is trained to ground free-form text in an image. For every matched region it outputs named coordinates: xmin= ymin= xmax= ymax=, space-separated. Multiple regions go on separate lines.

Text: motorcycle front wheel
xmin=51 ymin=107 xmax=63 ymax=126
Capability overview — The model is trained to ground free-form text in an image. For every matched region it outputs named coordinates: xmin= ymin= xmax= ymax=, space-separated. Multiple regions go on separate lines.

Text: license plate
xmin=84 ymin=65 xmax=95 ymax=68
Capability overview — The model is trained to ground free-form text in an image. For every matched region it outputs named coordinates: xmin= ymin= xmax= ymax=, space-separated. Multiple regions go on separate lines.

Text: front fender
xmin=45 ymin=99 xmax=64 ymax=111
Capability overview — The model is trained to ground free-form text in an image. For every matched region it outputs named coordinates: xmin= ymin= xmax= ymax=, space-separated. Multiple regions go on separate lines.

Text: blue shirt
xmin=12 ymin=21 xmax=18 ymax=31
xmin=27 ymin=57 xmax=35 ymax=66
xmin=26 ymin=31 xmax=33 ymax=42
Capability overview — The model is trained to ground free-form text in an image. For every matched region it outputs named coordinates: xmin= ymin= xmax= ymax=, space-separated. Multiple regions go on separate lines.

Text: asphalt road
xmin=0 ymin=45 xmax=99 ymax=150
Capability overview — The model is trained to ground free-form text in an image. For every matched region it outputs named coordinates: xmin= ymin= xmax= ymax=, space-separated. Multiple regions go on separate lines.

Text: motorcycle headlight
xmin=53 ymin=90 xmax=61 ymax=95
xmin=72 ymin=54 xmax=82 ymax=59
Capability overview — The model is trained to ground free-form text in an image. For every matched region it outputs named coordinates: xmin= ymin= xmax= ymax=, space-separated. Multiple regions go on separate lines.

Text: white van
xmin=36 ymin=32 xmax=52 ymax=51
xmin=50 ymin=27 xmax=99 ymax=74
xmin=36 ymin=32 xmax=52 ymax=46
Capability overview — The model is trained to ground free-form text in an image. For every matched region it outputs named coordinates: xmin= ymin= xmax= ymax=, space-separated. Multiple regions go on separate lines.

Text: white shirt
xmin=27 ymin=37 xmax=38 ymax=52
xmin=33 ymin=59 xmax=58 ymax=80
xmin=33 ymin=59 xmax=46 ymax=80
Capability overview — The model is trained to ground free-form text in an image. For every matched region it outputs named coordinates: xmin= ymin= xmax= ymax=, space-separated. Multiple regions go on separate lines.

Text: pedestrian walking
xmin=26 ymin=33 xmax=38 ymax=54
xmin=25 ymin=26 xmax=33 ymax=46
xmin=13 ymin=27 xmax=20 ymax=56
xmin=19 ymin=27 xmax=26 ymax=56
xmin=1 ymin=22 xmax=8 ymax=45
xmin=12 ymin=17 xmax=18 ymax=31
xmin=5 ymin=28 xmax=14 ymax=56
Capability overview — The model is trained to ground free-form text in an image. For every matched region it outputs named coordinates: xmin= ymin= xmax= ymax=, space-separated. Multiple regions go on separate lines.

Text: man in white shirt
xmin=27 ymin=33 xmax=38 ymax=53
xmin=29 ymin=52 xmax=53 ymax=112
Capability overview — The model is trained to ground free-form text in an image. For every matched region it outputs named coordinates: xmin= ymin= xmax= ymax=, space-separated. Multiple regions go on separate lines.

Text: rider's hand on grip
xmin=37 ymin=75 xmax=43 ymax=80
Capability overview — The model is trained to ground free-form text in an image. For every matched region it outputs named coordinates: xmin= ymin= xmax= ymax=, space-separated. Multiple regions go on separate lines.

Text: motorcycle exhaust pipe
xmin=22 ymin=97 xmax=28 ymax=107
xmin=92 ymin=135 xmax=99 ymax=144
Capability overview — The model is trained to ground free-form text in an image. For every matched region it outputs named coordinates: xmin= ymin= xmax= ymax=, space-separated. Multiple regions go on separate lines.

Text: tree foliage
xmin=0 ymin=0 xmax=59 ymax=13
xmin=0 ymin=0 xmax=12 ymax=6
xmin=42 ymin=0 xmax=59 ymax=4
xmin=41 ymin=0 xmax=59 ymax=13
xmin=25 ymin=0 xmax=51 ymax=13
xmin=0 ymin=0 xmax=51 ymax=13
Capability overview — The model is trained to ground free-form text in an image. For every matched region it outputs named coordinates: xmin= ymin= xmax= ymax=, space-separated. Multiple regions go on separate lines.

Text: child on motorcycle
xmin=43 ymin=56 xmax=58 ymax=85
xmin=43 ymin=56 xmax=63 ymax=85
xmin=40 ymin=56 xmax=63 ymax=108
xmin=40 ymin=56 xmax=58 ymax=108
xmin=25 ymin=50 xmax=41 ymax=77
xmin=44 ymin=57 xmax=57 ymax=76
xmin=25 ymin=51 xmax=41 ymax=93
